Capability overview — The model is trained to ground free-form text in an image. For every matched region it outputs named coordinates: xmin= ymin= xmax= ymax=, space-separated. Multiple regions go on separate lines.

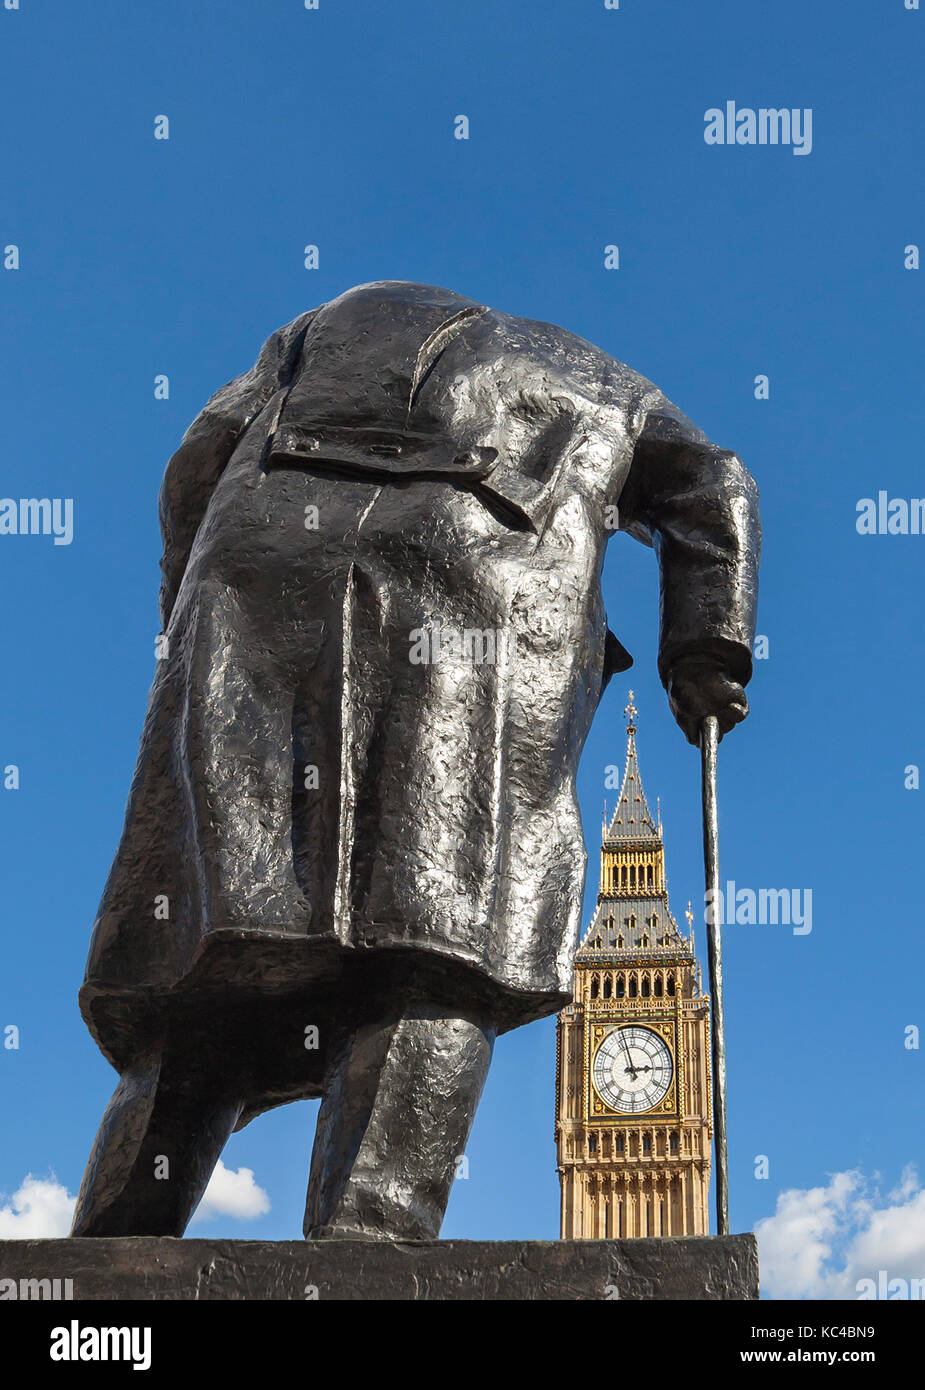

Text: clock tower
xmin=555 ymin=694 xmax=713 ymax=1239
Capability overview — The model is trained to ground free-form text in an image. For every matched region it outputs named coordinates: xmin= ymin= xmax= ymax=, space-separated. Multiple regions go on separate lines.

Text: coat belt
xmin=265 ymin=422 xmax=499 ymax=481
xmin=264 ymin=420 xmax=561 ymax=538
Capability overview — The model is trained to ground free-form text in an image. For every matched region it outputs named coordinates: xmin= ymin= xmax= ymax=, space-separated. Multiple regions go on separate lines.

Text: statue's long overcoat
xmin=80 ymin=282 xmax=759 ymax=1121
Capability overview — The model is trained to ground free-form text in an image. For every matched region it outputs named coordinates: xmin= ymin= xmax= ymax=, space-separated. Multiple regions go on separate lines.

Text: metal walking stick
xmin=700 ymin=714 xmax=730 ymax=1237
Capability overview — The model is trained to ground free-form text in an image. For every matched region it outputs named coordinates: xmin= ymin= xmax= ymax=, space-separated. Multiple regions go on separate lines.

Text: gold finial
xmin=685 ymin=901 xmax=694 ymax=931
xmin=624 ymin=690 xmax=638 ymax=730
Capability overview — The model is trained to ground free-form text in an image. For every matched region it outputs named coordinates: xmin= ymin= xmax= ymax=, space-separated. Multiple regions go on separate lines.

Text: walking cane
xmin=700 ymin=714 xmax=730 ymax=1237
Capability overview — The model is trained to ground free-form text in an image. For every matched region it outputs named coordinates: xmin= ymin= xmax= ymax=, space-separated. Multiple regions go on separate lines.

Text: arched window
xmin=616 ymin=974 xmax=625 ymax=998
xmin=629 ymin=975 xmax=638 ymax=998
xmin=643 ymin=1134 xmax=652 ymax=1154
xmin=590 ymin=975 xmax=599 ymax=1000
xmin=603 ymin=975 xmax=612 ymax=999
xmin=654 ymin=975 xmax=663 ymax=998
xmin=641 ymin=934 xmax=649 ymax=948
xmin=595 ymin=935 xmax=602 ymax=949
xmin=666 ymin=975 xmax=676 ymax=997
xmin=641 ymin=976 xmax=650 ymax=998
xmin=615 ymin=1133 xmax=625 ymax=1153
xmin=617 ymin=935 xmax=624 ymax=949
xmin=670 ymin=1133 xmax=679 ymax=1154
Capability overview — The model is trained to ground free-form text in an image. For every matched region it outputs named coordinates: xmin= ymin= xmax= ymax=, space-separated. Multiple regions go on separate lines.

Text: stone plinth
xmin=0 ymin=1234 xmax=758 ymax=1300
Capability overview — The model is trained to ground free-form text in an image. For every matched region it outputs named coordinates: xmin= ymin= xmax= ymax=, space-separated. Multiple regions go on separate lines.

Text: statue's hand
xmin=667 ymin=655 xmax=749 ymax=746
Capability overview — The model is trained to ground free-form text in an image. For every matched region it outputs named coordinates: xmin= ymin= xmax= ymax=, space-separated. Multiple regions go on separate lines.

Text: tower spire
xmin=578 ymin=690 xmax=689 ymax=953
xmin=605 ymin=691 xmax=658 ymax=843
xmin=624 ymin=689 xmax=638 ymax=733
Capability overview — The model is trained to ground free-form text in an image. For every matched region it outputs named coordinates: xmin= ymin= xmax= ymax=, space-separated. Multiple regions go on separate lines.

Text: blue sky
xmin=1 ymin=1 xmax=923 ymax=1293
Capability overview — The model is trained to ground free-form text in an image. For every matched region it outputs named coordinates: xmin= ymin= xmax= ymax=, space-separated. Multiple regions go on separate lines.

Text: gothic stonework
xmin=555 ymin=694 xmax=712 ymax=1239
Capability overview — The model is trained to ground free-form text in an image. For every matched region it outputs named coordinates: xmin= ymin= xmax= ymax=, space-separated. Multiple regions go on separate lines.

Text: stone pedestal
xmin=0 ymin=1234 xmax=757 ymax=1300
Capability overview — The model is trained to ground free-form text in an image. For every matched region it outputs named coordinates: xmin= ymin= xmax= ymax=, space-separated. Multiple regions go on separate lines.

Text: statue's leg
xmin=70 ymin=1044 xmax=244 ymax=1237
xmin=303 ymin=1003 xmax=495 ymax=1241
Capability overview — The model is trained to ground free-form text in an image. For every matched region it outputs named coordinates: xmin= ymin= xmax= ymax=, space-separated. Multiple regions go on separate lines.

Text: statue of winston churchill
xmin=72 ymin=281 xmax=760 ymax=1240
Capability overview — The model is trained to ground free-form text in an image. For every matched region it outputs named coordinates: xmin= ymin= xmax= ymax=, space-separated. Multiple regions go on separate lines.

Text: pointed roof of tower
xmin=577 ymin=691 xmax=692 ymax=961
xmin=578 ymin=894 xmax=689 ymax=957
xmin=605 ymin=691 xmax=660 ymax=843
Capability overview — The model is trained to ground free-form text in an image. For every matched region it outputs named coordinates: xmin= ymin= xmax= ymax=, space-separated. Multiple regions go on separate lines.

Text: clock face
xmin=592 ymin=1025 xmax=673 ymax=1114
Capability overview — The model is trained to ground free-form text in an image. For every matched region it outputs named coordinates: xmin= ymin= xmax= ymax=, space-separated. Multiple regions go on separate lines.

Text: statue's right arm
xmin=616 ymin=391 xmax=761 ymax=743
xmin=157 ymin=309 xmax=318 ymax=629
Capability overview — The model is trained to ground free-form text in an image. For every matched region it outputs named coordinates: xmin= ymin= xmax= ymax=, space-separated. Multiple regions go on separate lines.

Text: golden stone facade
xmin=555 ymin=695 xmax=712 ymax=1238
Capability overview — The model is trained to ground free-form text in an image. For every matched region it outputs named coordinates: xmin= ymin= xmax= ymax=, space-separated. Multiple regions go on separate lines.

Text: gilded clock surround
xmin=555 ymin=694 xmax=713 ymax=1239
xmin=586 ymin=1015 xmax=680 ymax=1121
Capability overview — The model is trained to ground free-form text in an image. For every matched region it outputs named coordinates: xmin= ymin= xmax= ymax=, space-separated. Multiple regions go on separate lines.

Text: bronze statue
xmin=72 ymin=281 xmax=760 ymax=1240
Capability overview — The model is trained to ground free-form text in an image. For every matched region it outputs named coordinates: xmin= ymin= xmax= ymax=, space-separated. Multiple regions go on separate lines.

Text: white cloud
xmin=0 ymin=1161 xmax=269 ymax=1237
xmin=0 ymin=1174 xmax=76 ymax=1238
xmin=190 ymin=1159 xmax=270 ymax=1224
xmin=755 ymin=1166 xmax=925 ymax=1299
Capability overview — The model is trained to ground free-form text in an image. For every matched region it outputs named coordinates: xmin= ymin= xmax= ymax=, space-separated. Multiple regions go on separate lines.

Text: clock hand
xmin=620 ymin=1039 xmax=642 ymax=1078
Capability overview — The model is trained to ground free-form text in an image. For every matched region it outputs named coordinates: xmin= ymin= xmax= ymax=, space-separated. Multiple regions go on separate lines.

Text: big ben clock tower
xmin=555 ymin=694 xmax=712 ymax=1239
